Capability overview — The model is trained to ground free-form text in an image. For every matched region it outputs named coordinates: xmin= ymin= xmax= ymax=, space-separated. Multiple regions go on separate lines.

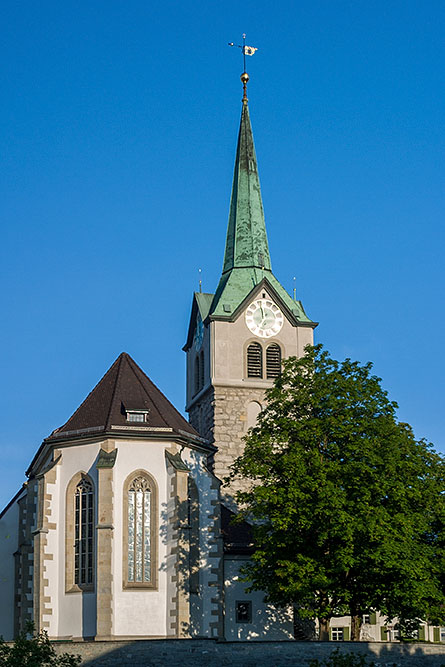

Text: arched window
xmin=199 ymin=350 xmax=204 ymax=390
xmin=65 ymin=472 xmax=95 ymax=592
xmin=194 ymin=355 xmax=200 ymax=394
xmin=266 ymin=343 xmax=281 ymax=379
xmin=247 ymin=342 xmax=263 ymax=378
xmin=75 ymin=477 xmax=94 ymax=586
xmin=124 ymin=471 xmax=157 ymax=588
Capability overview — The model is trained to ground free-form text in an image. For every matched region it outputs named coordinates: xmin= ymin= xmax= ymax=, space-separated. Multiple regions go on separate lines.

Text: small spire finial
xmin=293 ymin=276 xmax=297 ymax=301
xmin=228 ymin=34 xmax=258 ymax=103
xmin=241 ymin=71 xmax=249 ymax=103
xmin=198 ymin=268 xmax=202 ymax=293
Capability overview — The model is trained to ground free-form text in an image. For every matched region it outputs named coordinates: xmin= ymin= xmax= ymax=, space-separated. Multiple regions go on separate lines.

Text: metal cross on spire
xmin=228 ymin=34 xmax=258 ymax=102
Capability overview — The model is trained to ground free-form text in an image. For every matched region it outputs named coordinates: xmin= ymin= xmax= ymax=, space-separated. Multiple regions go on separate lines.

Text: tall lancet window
xmin=66 ymin=472 xmax=95 ymax=592
xmin=199 ymin=350 xmax=204 ymax=390
xmin=74 ymin=477 xmax=94 ymax=586
xmin=124 ymin=471 xmax=157 ymax=588
xmin=194 ymin=355 xmax=200 ymax=394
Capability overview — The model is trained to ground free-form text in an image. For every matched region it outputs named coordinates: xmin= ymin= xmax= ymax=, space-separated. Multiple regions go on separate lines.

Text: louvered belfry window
xmin=74 ymin=478 xmax=94 ymax=586
xmin=266 ymin=343 xmax=281 ymax=379
xmin=247 ymin=342 xmax=263 ymax=378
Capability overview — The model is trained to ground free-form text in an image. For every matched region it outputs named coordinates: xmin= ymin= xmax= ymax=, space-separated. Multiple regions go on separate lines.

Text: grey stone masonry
xmin=190 ymin=384 xmax=268 ymax=496
xmin=212 ymin=385 xmax=268 ymax=494
xmin=51 ymin=639 xmax=445 ymax=667
xmin=15 ymin=481 xmax=37 ymax=635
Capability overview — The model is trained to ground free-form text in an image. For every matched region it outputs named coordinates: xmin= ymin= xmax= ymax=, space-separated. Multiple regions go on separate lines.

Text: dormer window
xmin=126 ymin=410 xmax=149 ymax=423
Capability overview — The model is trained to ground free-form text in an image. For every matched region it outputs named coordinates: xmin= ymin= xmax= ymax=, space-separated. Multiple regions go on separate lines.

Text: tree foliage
xmin=0 ymin=623 xmax=81 ymax=667
xmin=231 ymin=345 xmax=445 ymax=639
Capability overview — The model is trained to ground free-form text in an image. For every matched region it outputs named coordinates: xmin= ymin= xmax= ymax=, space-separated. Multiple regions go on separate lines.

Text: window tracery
xmin=65 ymin=472 xmax=95 ymax=593
xmin=127 ymin=476 xmax=151 ymax=583
xmin=123 ymin=470 xmax=157 ymax=589
xmin=74 ymin=477 xmax=94 ymax=586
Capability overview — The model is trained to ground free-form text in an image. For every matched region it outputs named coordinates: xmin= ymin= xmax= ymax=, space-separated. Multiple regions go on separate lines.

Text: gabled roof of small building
xmin=45 ymin=352 xmax=201 ymax=443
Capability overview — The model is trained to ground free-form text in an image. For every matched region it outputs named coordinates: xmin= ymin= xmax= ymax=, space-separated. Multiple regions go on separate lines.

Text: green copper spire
xmin=208 ymin=76 xmax=315 ymax=327
xmin=222 ymin=93 xmax=271 ymax=274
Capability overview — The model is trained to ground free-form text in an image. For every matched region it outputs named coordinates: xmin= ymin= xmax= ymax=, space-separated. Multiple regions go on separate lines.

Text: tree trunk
xmin=292 ymin=606 xmax=302 ymax=640
xmin=319 ymin=617 xmax=330 ymax=641
xmin=350 ymin=613 xmax=362 ymax=641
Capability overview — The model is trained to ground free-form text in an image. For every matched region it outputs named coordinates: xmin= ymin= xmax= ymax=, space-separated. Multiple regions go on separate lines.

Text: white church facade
xmin=0 ymin=75 xmax=441 ymax=644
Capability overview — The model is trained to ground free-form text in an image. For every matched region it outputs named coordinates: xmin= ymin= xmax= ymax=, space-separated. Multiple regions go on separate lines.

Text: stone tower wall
xmin=189 ymin=384 xmax=268 ymax=498
xmin=188 ymin=386 xmax=215 ymax=444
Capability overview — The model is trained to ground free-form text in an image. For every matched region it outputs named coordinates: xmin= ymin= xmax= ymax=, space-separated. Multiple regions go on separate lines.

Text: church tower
xmin=184 ymin=73 xmax=317 ymax=493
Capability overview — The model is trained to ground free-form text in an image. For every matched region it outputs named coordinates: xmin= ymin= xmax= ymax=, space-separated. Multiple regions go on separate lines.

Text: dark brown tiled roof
xmin=46 ymin=352 xmax=200 ymax=442
xmin=221 ymin=504 xmax=254 ymax=555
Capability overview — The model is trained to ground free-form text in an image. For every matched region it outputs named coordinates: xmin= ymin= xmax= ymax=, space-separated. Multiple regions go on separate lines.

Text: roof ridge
xmin=242 ymin=104 xmax=253 ymax=271
xmin=105 ymin=352 xmax=125 ymax=430
xmin=42 ymin=352 xmax=199 ymax=450
xmin=125 ymin=355 xmax=176 ymax=427
xmin=51 ymin=355 xmax=120 ymax=435
xmin=126 ymin=354 xmax=158 ymax=409
xmin=222 ymin=103 xmax=271 ymax=274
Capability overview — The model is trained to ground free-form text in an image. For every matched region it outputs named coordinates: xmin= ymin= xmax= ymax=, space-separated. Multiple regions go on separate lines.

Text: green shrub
xmin=0 ymin=622 xmax=81 ymax=666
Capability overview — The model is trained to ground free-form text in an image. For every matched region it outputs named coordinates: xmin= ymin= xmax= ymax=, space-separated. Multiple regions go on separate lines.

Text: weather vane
xmin=228 ymin=34 xmax=258 ymax=102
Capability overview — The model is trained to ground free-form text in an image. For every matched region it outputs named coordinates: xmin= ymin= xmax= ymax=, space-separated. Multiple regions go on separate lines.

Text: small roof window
xmin=126 ymin=409 xmax=149 ymax=423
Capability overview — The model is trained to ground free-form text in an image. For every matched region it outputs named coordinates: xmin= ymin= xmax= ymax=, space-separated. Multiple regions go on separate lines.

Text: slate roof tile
xmin=47 ymin=352 xmax=199 ymax=441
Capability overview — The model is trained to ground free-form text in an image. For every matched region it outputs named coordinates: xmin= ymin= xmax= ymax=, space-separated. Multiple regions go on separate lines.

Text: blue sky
xmin=2 ymin=1 xmax=445 ymax=508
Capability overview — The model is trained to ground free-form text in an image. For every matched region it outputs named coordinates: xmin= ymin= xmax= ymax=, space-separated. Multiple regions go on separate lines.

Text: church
xmin=0 ymin=73 xmax=438 ymax=645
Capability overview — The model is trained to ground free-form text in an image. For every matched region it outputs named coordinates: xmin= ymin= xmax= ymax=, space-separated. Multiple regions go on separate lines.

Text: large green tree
xmin=230 ymin=345 xmax=445 ymax=641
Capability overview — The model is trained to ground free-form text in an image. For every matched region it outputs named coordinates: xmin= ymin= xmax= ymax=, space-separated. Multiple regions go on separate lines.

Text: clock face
xmin=245 ymin=298 xmax=284 ymax=338
xmin=194 ymin=314 xmax=204 ymax=350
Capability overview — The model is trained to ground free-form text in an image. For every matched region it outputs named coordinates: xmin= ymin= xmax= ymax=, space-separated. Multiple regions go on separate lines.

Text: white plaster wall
xmin=0 ymin=494 xmax=23 ymax=639
xmin=165 ymin=465 xmax=176 ymax=637
xmin=112 ymin=439 xmax=171 ymax=637
xmin=56 ymin=441 xmax=99 ymax=639
xmin=212 ymin=287 xmax=313 ymax=386
xmin=224 ymin=557 xmax=293 ymax=640
xmin=27 ymin=437 xmax=220 ymax=640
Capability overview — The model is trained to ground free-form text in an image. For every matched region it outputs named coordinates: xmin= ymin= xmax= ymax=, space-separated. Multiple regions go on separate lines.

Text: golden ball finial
xmin=241 ymin=71 xmax=249 ymax=103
